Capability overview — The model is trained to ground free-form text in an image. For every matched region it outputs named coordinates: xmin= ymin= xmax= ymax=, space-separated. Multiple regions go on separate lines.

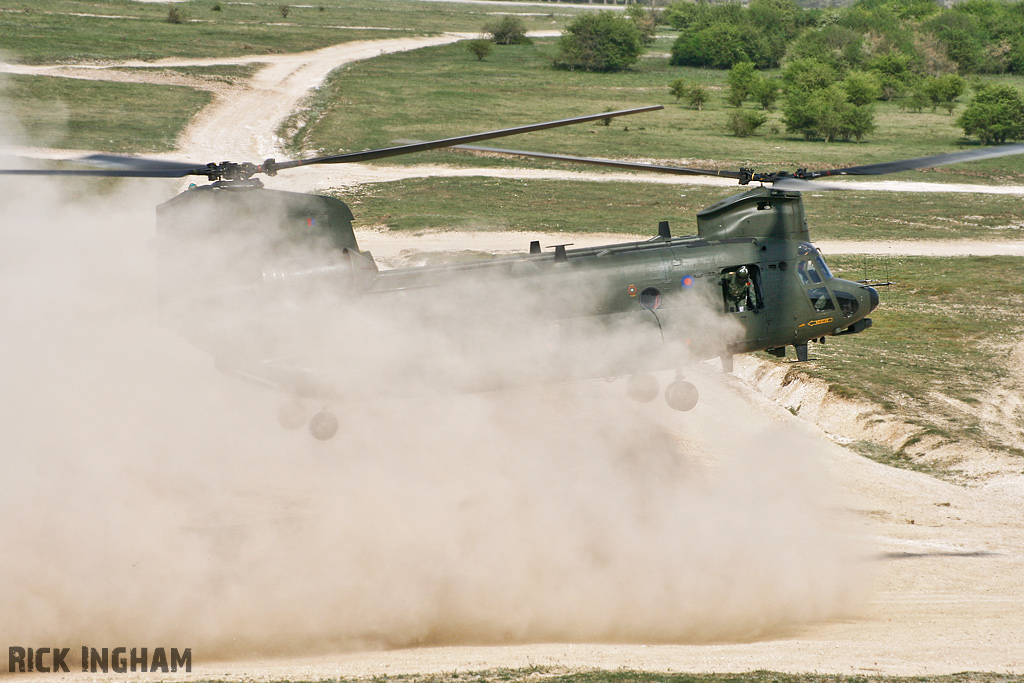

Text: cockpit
xmin=796 ymin=243 xmax=860 ymax=319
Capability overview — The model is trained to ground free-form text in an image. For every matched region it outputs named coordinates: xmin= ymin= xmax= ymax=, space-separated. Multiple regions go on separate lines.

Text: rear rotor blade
xmin=803 ymin=142 xmax=1024 ymax=179
xmin=270 ymin=105 xmax=664 ymax=172
xmin=451 ymin=144 xmax=747 ymax=181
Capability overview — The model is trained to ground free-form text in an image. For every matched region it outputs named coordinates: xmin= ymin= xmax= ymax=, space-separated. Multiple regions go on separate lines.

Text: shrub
xmin=484 ymin=16 xmax=531 ymax=45
xmin=279 ymin=4 xmax=289 ymax=19
xmin=727 ymin=110 xmax=768 ymax=137
xmin=668 ymin=78 xmax=688 ymax=104
xmin=166 ymin=5 xmax=185 ymax=23
xmin=685 ymin=83 xmax=709 ymax=111
xmin=466 ymin=39 xmax=493 ymax=61
xmin=554 ymin=12 xmax=642 ymax=73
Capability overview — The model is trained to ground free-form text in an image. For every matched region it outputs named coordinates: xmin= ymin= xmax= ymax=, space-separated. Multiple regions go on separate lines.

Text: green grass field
xmin=0 ymin=0 xmax=578 ymax=64
xmin=2 ymin=74 xmax=210 ymax=152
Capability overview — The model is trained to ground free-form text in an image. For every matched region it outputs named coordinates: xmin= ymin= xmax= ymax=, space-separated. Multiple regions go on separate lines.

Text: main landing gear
xmin=626 ymin=371 xmax=699 ymax=412
xmin=277 ymin=400 xmax=339 ymax=440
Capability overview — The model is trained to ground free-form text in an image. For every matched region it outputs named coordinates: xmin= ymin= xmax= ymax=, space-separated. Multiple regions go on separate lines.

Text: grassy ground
xmin=1 ymin=73 xmax=210 ymax=152
xmin=0 ymin=0 xmax=576 ymax=64
xmin=291 ymin=37 xmax=1024 ymax=185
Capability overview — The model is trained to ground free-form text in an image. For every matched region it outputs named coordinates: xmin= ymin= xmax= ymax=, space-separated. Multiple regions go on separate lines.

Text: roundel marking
xmin=681 ymin=275 xmax=695 ymax=288
xmin=627 ymin=284 xmax=638 ymax=297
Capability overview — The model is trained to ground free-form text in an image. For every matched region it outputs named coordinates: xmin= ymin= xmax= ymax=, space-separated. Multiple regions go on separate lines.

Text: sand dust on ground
xmin=3 ymin=35 xmax=1024 ymax=678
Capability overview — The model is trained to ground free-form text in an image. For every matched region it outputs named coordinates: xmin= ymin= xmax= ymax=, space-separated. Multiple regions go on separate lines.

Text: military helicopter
xmin=5 ymin=105 xmax=1024 ymax=440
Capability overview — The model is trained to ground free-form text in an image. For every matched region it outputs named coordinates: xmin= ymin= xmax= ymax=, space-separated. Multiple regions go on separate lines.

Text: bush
xmin=671 ymin=22 xmax=755 ymax=69
xmin=727 ymin=110 xmax=768 ymax=137
xmin=484 ymin=16 xmax=531 ymax=45
xmin=554 ymin=12 xmax=643 ymax=73
xmin=279 ymin=4 xmax=289 ymax=19
xmin=783 ymin=85 xmax=875 ymax=142
xmin=668 ymin=78 xmax=688 ymax=104
xmin=958 ymin=84 xmax=1024 ymax=144
xmin=685 ymin=83 xmax=709 ymax=111
xmin=466 ymin=39 xmax=492 ymax=61
xmin=166 ymin=5 xmax=185 ymax=23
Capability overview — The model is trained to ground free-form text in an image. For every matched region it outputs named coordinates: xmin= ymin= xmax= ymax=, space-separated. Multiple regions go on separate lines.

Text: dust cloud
xmin=0 ymin=130 xmax=870 ymax=663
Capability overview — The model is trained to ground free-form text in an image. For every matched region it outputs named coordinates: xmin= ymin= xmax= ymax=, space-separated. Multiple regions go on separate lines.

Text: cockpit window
xmin=797 ymin=258 xmax=823 ymax=285
xmin=807 ymin=287 xmax=835 ymax=312
xmin=815 ymin=253 xmax=832 ymax=280
xmin=798 ymin=243 xmax=832 ymax=281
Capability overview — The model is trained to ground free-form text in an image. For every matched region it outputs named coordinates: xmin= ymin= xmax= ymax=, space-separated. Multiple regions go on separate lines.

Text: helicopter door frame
xmin=720 ymin=264 xmax=764 ymax=314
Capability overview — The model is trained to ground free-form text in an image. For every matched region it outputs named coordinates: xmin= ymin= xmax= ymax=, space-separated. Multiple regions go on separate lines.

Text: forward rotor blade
xmin=452 ymin=144 xmax=747 ymax=180
xmin=0 ymin=166 xmax=205 ymax=178
xmin=270 ymin=105 xmax=664 ymax=172
xmin=0 ymin=153 xmax=210 ymax=178
xmin=804 ymin=142 xmax=1024 ymax=179
xmin=78 ymin=154 xmax=207 ymax=172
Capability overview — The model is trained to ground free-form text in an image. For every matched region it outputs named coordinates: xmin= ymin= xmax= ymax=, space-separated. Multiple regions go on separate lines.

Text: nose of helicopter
xmin=866 ymin=285 xmax=880 ymax=312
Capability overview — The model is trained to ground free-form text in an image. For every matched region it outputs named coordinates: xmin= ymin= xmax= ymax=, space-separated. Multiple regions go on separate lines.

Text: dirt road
xmin=4 ymin=35 xmax=1024 ymax=678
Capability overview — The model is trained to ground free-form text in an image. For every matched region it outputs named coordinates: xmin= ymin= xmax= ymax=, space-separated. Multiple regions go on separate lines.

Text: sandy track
xmin=6 ymin=34 xmax=1024 ymax=678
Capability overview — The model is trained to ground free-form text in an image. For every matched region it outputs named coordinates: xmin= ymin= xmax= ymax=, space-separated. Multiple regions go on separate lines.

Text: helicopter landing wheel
xmin=309 ymin=410 xmax=339 ymax=441
xmin=665 ymin=380 xmax=699 ymax=412
xmin=626 ymin=372 xmax=659 ymax=403
xmin=277 ymin=400 xmax=308 ymax=430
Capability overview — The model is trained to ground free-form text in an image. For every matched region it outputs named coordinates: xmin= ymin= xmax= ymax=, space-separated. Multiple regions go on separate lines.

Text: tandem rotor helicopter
xmin=5 ymin=104 xmax=1024 ymax=440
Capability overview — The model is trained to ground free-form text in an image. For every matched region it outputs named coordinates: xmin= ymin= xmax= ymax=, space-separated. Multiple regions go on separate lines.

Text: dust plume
xmin=0 ymin=130 xmax=870 ymax=663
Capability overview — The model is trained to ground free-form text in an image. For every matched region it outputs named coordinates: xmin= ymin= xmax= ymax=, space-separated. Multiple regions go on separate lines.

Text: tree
xmin=921 ymin=73 xmax=966 ymax=113
xmin=726 ymin=61 xmax=758 ymax=107
xmin=625 ymin=4 xmax=657 ymax=46
xmin=842 ymin=70 xmax=882 ymax=106
xmin=484 ymin=16 xmax=531 ymax=45
xmin=466 ymin=39 xmax=492 ymax=61
xmin=783 ymin=85 xmax=875 ymax=142
xmin=783 ymin=57 xmax=840 ymax=93
xmin=750 ymin=76 xmax=781 ymax=110
xmin=554 ymin=12 xmax=643 ymax=73
xmin=957 ymin=84 xmax=1024 ymax=144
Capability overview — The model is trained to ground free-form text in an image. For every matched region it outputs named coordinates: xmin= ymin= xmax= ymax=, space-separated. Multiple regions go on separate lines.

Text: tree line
xmin=467 ymin=0 xmax=1024 ymax=144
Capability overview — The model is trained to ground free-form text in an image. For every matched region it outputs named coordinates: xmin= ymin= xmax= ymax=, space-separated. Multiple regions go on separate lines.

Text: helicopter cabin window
xmin=721 ymin=265 xmax=762 ymax=313
xmin=807 ymin=287 xmax=835 ymax=312
xmin=797 ymin=243 xmax=833 ymax=283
